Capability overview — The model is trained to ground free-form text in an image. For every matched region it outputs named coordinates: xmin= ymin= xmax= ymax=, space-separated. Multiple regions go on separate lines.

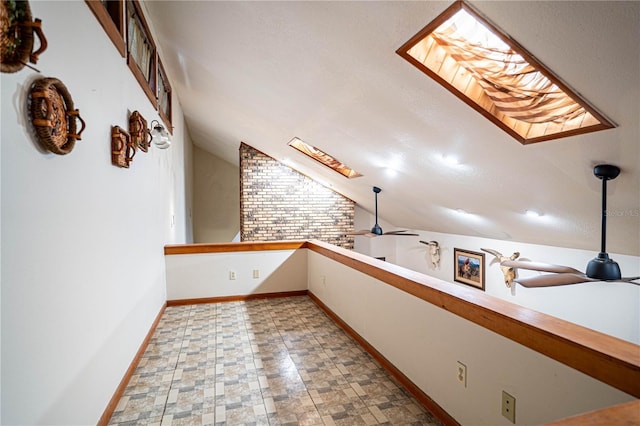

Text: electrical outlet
xmin=456 ymin=361 xmax=467 ymax=387
xmin=252 ymin=269 xmax=260 ymax=279
xmin=229 ymin=271 xmax=236 ymax=280
xmin=501 ymin=391 xmax=516 ymax=423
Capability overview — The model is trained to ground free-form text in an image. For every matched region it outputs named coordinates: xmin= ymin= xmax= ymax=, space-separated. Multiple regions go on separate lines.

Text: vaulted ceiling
xmin=145 ymin=1 xmax=639 ymax=256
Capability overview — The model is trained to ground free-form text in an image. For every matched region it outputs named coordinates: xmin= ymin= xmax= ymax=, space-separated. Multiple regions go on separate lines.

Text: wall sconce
xmin=150 ymin=120 xmax=171 ymax=149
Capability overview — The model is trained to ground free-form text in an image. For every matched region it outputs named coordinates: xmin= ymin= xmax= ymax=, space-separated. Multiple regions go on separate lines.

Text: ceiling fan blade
xmin=347 ymin=230 xmax=370 ymax=235
xmin=501 ymin=260 xmax=583 ymax=275
xmin=515 ymin=273 xmax=593 ymax=288
xmin=346 ymin=230 xmax=377 ymax=237
xmin=621 ymin=277 xmax=640 ymax=285
xmin=384 ymin=230 xmax=419 ymax=236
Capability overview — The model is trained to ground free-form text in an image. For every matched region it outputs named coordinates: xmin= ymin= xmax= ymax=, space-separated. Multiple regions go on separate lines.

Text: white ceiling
xmin=145 ymin=1 xmax=640 ymax=256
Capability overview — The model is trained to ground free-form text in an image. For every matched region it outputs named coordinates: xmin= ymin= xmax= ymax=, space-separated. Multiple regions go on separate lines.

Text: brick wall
xmin=240 ymin=143 xmax=354 ymax=249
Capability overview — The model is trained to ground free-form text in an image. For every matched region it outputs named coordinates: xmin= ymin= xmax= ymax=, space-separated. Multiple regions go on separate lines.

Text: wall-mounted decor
xmin=481 ymin=248 xmax=520 ymax=288
xmin=454 ymin=248 xmax=485 ymax=290
xmin=420 ymin=240 xmax=441 ymax=269
xmin=129 ymin=110 xmax=151 ymax=152
xmin=29 ymin=77 xmax=85 ymax=155
xmin=1 ymin=0 xmax=48 ymax=73
xmin=111 ymin=125 xmax=135 ymax=168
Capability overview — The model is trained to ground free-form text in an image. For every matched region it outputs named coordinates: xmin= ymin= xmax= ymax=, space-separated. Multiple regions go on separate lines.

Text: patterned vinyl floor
xmin=108 ymin=296 xmax=441 ymax=425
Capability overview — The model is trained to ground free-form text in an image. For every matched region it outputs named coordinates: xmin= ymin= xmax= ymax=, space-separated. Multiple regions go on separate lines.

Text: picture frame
xmin=453 ymin=248 xmax=485 ymax=290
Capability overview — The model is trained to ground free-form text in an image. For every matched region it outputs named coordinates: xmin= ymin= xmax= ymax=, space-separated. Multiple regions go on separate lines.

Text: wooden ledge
xmin=545 ymin=399 xmax=640 ymax=425
xmin=164 ymin=240 xmax=307 ymax=255
xmin=304 ymin=239 xmax=640 ymax=399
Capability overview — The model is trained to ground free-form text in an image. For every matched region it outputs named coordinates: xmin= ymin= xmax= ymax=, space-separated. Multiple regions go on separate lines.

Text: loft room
xmin=1 ymin=1 xmax=638 ymax=425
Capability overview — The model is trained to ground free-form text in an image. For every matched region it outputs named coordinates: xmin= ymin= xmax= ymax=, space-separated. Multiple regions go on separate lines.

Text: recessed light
xmin=441 ymin=154 xmax=460 ymax=166
xmin=525 ymin=209 xmax=542 ymax=218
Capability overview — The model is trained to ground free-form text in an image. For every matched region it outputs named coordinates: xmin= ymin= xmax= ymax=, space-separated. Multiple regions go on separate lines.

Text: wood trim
xmin=85 ymin=0 xmax=126 ymax=57
xmin=164 ymin=240 xmax=308 ymax=255
xmin=305 ymin=239 xmax=640 ymax=398
xmin=157 ymin=58 xmax=172 ymax=133
xmin=544 ymin=399 xmax=639 ymax=425
xmin=125 ymin=0 xmax=158 ymax=109
xmin=97 ymin=302 xmax=167 ymax=426
xmin=309 ymin=292 xmax=460 ymax=426
xmin=167 ymin=290 xmax=309 ymax=306
xmin=127 ymin=59 xmax=158 ymax=109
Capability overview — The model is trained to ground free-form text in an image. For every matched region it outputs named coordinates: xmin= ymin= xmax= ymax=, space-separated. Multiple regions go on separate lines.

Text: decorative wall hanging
xmin=129 ymin=110 xmax=151 ymax=152
xmin=1 ymin=0 xmax=48 ymax=73
xmin=481 ymin=248 xmax=520 ymax=288
xmin=453 ymin=248 xmax=485 ymax=290
xmin=111 ymin=125 xmax=135 ymax=168
xmin=419 ymin=240 xmax=440 ymax=269
xmin=29 ymin=77 xmax=85 ymax=155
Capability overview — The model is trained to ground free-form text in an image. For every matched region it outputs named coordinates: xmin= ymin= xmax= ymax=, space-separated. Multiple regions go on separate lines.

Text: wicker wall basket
xmin=111 ymin=125 xmax=136 ymax=168
xmin=129 ymin=110 xmax=152 ymax=152
xmin=1 ymin=0 xmax=48 ymax=73
xmin=28 ymin=77 xmax=85 ymax=155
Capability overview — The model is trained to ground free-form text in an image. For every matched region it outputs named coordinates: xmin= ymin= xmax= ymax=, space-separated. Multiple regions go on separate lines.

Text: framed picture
xmin=453 ymin=248 xmax=485 ymax=290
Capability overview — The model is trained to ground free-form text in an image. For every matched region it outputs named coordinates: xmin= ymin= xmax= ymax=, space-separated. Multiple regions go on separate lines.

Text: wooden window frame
xmin=157 ymin=58 xmax=172 ymax=133
xmin=126 ymin=0 xmax=157 ymax=108
xmin=396 ymin=0 xmax=615 ymax=144
xmin=86 ymin=0 xmax=126 ymax=57
xmin=288 ymin=137 xmax=362 ymax=179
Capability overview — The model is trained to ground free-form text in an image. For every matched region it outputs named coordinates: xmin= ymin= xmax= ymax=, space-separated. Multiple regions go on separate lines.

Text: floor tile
xmin=109 ymin=296 xmax=442 ymax=425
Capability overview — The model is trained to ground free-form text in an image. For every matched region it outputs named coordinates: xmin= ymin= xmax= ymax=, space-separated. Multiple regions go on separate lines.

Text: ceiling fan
xmin=500 ymin=164 xmax=639 ymax=288
xmin=348 ymin=186 xmax=419 ymax=237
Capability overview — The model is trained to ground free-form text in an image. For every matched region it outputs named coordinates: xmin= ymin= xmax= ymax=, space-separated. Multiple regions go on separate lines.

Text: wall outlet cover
xmin=501 ymin=391 xmax=516 ymax=423
xmin=457 ymin=361 xmax=467 ymax=387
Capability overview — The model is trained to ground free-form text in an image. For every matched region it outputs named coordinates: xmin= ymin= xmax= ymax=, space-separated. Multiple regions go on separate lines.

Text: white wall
xmin=165 ymin=250 xmax=307 ymax=301
xmin=0 ymin=2 xmax=190 ymax=424
xmin=354 ymin=210 xmax=640 ymax=344
xmin=193 ymin=146 xmax=240 ymax=243
xmin=307 ymin=251 xmax=634 ymax=425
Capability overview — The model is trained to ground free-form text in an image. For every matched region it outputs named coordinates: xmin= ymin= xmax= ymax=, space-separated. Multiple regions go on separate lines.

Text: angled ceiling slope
xmin=145 ymin=1 xmax=640 ymax=256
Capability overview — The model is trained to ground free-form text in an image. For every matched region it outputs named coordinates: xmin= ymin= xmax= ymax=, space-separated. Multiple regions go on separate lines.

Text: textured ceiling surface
xmin=145 ymin=1 xmax=640 ymax=256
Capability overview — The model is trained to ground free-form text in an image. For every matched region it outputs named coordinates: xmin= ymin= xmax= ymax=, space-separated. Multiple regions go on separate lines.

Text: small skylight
xmin=288 ymin=137 xmax=362 ymax=179
xmin=396 ymin=1 xmax=615 ymax=144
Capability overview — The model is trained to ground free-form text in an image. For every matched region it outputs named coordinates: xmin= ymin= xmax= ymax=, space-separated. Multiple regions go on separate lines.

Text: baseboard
xmin=166 ymin=290 xmax=309 ymax=306
xmin=308 ymin=291 xmax=459 ymax=426
xmin=97 ymin=302 xmax=167 ymax=426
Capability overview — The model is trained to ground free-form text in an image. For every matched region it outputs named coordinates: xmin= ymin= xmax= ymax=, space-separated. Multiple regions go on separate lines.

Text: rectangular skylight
xmin=288 ymin=137 xmax=362 ymax=179
xmin=396 ymin=1 xmax=615 ymax=144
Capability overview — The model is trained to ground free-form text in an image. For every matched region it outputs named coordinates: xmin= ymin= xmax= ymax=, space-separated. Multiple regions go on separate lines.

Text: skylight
xmin=396 ymin=1 xmax=615 ymax=144
xmin=288 ymin=137 xmax=362 ymax=179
